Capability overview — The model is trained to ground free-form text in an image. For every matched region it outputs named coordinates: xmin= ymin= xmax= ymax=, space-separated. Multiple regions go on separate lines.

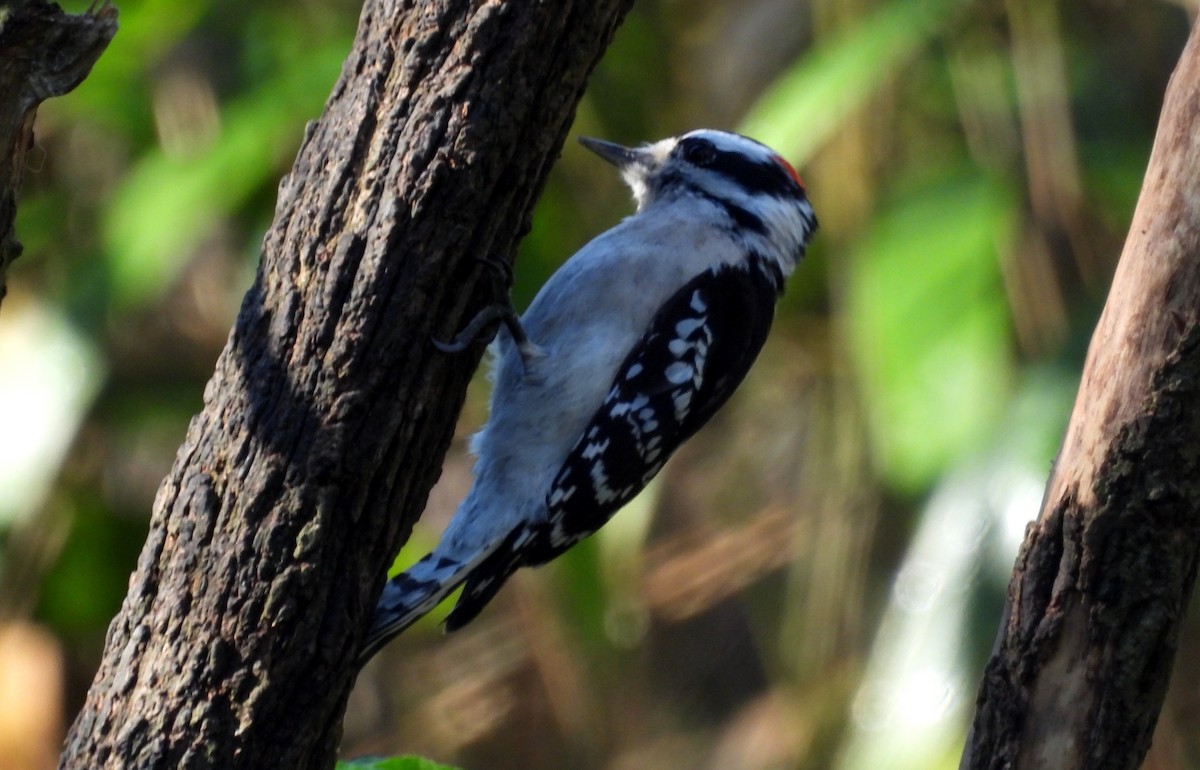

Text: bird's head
xmin=579 ymin=129 xmax=817 ymax=268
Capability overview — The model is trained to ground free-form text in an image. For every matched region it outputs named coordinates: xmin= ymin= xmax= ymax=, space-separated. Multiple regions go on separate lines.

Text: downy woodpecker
xmin=362 ymin=130 xmax=817 ymax=661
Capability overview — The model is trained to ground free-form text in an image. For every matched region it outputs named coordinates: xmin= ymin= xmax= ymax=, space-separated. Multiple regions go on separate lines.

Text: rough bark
xmin=59 ymin=1 xmax=633 ymax=768
xmin=959 ymin=15 xmax=1200 ymax=770
xmin=0 ymin=0 xmax=116 ymax=308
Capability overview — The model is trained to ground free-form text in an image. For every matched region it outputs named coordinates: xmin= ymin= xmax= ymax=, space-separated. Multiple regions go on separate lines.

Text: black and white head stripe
xmin=672 ymin=130 xmax=807 ymax=200
xmin=601 ymin=129 xmax=817 ymax=271
xmin=579 ymin=129 xmax=816 ymax=266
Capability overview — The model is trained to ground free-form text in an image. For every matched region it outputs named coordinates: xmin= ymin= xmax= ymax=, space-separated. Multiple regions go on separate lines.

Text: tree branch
xmin=960 ymin=14 xmax=1200 ymax=770
xmin=0 ymin=0 xmax=116 ymax=308
xmin=58 ymin=1 xmax=632 ymax=768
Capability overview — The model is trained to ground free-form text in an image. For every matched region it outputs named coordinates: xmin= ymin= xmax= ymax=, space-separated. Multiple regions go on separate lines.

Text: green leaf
xmin=337 ymin=756 xmax=464 ymax=770
xmin=845 ymin=172 xmax=1014 ymax=491
xmin=740 ymin=0 xmax=963 ymax=164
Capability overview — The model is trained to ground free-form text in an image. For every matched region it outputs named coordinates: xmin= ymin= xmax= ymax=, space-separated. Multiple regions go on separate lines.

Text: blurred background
xmin=0 ymin=0 xmax=1196 ymax=768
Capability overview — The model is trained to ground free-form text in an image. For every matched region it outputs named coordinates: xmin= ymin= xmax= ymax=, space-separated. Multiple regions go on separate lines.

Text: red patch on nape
xmin=773 ymin=154 xmax=805 ymax=189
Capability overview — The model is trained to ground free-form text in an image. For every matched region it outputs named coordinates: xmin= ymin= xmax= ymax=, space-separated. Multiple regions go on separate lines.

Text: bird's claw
xmin=432 ymin=302 xmax=545 ymax=372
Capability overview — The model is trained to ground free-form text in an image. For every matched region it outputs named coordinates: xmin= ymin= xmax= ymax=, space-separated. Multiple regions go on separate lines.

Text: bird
xmin=361 ymin=129 xmax=817 ymax=662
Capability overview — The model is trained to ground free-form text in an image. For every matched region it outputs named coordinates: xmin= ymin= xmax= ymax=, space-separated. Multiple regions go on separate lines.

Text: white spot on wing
xmin=675 ymin=317 xmax=705 ymax=338
xmin=590 ymin=459 xmax=619 ymax=504
xmin=582 ymin=439 xmax=610 ymax=459
xmin=673 ymin=389 xmax=693 ymax=418
xmin=637 ymin=406 xmax=659 ymax=434
xmin=665 ymin=361 xmax=693 ymax=384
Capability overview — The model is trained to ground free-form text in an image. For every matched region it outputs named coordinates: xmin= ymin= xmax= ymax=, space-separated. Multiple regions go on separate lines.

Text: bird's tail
xmin=359 ymin=551 xmax=476 ymax=663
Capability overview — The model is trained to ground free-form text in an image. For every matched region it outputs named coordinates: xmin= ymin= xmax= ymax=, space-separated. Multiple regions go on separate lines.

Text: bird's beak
xmin=578 ymin=136 xmax=647 ymax=170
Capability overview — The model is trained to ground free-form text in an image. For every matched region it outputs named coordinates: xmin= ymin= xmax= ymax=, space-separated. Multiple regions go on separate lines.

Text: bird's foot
xmin=433 ymin=257 xmax=544 ymax=370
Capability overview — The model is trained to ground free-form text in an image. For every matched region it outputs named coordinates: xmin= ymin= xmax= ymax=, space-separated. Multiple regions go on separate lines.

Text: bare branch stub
xmin=0 ymin=0 xmax=117 ymax=305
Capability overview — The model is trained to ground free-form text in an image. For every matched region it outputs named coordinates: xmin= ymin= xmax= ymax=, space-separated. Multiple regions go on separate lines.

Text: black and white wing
xmin=444 ymin=258 xmax=780 ymax=628
xmin=538 ymin=258 xmax=781 ymax=558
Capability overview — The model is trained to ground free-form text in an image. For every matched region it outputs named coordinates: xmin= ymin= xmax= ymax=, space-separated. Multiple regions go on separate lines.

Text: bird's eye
xmin=680 ymin=138 xmax=717 ymax=167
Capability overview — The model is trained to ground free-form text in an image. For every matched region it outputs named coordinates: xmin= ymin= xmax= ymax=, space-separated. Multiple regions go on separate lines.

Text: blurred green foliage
xmin=847 ymin=172 xmax=1014 ymax=491
xmin=2 ymin=0 xmax=1197 ymax=769
xmin=742 ymin=0 xmax=961 ymax=160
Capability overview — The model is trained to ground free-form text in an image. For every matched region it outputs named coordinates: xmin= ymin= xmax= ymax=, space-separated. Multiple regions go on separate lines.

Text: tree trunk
xmin=0 ymin=0 xmax=116 ymax=308
xmin=58 ymin=1 xmax=632 ymax=768
xmin=960 ymin=15 xmax=1200 ymax=770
